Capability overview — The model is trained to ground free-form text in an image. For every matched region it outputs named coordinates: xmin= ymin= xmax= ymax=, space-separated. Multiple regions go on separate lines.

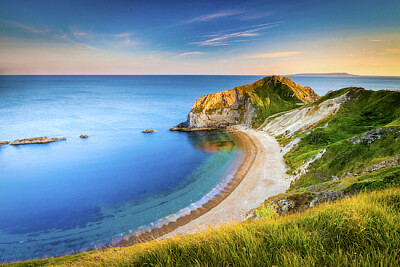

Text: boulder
xmin=80 ymin=134 xmax=89 ymax=138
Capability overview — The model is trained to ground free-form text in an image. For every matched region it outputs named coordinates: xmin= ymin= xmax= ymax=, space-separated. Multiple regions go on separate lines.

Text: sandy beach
xmin=163 ymin=127 xmax=289 ymax=237
xmin=115 ymin=127 xmax=289 ymax=247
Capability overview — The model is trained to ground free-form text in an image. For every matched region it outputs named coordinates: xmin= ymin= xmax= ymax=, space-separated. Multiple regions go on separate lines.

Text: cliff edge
xmin=171 ymin=75 xmax=318 ymax=130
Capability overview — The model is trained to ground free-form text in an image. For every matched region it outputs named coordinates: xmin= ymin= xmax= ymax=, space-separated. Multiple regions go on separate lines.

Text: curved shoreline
xmin=163 ymin=128 xmax=290 ymax=237
xmin=111 ymin=130 xmax=257 ymax=247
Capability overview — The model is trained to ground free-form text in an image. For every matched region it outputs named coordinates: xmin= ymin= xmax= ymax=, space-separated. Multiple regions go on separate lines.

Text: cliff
xmin=171 ymin=76 xmax=319 ymax=130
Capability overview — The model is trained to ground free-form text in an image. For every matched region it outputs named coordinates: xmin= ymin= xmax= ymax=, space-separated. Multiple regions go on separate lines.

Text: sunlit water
xmin=0 ymin=75 xmax=399 ymax=262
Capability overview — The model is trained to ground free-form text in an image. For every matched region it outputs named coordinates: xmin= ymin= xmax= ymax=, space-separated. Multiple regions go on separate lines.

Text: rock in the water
xmin=80 ymin=134 xmax=88 ymax=138
xmin=142 ymin=129 xmax=155 ymax=133
xmin=10 ymin=137 xmax=66 ymax=145
xmin=0 ymin=141 xmax=9 ymax=146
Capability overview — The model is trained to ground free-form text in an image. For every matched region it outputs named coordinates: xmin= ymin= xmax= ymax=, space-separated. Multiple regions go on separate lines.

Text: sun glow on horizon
xmin=0 ymin=0 xmax=399 ymax=76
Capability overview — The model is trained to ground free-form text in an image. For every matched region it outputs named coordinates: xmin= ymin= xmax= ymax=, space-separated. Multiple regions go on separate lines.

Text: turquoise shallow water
xmin=0 ymin=75 xmax=399 ymax=262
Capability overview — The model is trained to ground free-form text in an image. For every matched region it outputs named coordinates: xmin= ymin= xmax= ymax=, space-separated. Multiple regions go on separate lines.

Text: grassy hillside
xmin=243 ymin=76 xmax=318 ymax=127
xmin=280 ymin=88 xmax=400 ymax=190
xmin=13 ymin=187 xmax=400 ymax=266
xmin=187 ymin=76 xmax=319 ymax=129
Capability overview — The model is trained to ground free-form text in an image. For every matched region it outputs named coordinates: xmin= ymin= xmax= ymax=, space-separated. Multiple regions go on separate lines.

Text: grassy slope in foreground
xmin=14 ymin=187 xmax=400 ymax=266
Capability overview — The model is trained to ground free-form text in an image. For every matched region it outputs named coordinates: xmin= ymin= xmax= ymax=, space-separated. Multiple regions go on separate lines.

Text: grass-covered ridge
xmin=282 ymin=87 xmax=400 ymax=190
xmin=189 ymin=75 xmax=319 ymax=128
xmin=13 ymin=187 xmax=400 ymax=266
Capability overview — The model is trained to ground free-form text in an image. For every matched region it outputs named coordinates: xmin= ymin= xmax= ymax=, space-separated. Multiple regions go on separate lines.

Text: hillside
xmin=14 ymin=188 xmax=400 ymax=266
xmin=172 ymin=75 xmax=318 ymax=130
xmin=11 ymin=79 xmax=400 ymax=266
xmin=255 ymin=87 xmax=400 ymax=214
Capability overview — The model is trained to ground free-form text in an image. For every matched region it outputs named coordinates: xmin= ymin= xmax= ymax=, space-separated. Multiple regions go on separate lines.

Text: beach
xmin=163 ymin=127 xmax=290 ymax=237
xmin=114 ymin=127 xmax=289 ymax=246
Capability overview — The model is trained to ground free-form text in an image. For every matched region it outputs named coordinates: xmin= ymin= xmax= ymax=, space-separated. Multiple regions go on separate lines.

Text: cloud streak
xmin=191 ymin=22 xmax=281 ymax=46
xmin=184 ymin=9 xmax=243 ymax=24
xmin=6 ymin=21 xmax=49 ymax=34
xmin=73 ymin=32 xmax=87 ymax=37
xmin=112 ymin=32 xmax=134 ymax=38
xmin=246 ymin=51 xmax=302 ymax=58
xmin=178 ymin=51 xmax=204 ymax=57
xmin=378 ymin=48 xmax=400 ymax=55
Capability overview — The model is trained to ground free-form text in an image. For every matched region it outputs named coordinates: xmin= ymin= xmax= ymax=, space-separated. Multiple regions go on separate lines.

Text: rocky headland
xmin=171 ymin=75 xmax=319 ymax=131
xmin=170 ymin=76 xmax=400 ymax=222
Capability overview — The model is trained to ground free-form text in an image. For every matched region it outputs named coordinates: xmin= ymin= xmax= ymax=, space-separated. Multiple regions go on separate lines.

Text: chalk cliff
xmin=172 ymin=76 xmax=319 ymax=130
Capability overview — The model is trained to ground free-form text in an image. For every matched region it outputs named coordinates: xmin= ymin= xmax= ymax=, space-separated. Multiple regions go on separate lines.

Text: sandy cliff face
xmin=173 ymin=76 xmax=319 ymax=130
xmin=261 ymin=92 xmax=349 ymax=137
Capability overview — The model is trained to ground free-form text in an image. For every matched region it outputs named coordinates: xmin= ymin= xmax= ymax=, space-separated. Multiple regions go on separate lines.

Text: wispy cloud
xmin=246 ymin=51 xmax=302 ymax=58
xmin=378 ymin=48 xmax=400 ymax=55
xmin=370 ymin=39 xmax=384 ymax=42
xmin=191 ymin=22 xmax=281 ymax=47
xmin=178 ymin=51 xmax=204 ymax=57
xmin=6 ymin=21 xmax=49 ymax=34
xmin=184 ymin=9 xmax=243 ymax=24
xmin=112 ymin=32 xmax=134 ymax=38
xmin=73 ymin=32 xmax=88 ymax=37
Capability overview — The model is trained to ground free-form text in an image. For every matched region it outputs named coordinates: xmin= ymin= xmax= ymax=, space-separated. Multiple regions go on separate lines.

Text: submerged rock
xmin=142 ymin=129 xmax=155 ymax=133
xmin=0 ymin=141 xmax=9 ymax=146
xmin=80 ymin=134 xmax=89 ymax=138
xmin=10 ymin=137 xmax=66 ymax=145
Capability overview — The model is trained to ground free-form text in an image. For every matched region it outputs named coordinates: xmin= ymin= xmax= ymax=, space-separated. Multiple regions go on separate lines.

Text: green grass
xmin=284 ymin=88 xmax=400 ymax=190
xmin=12 ymin=187 xmax=400 ymax=266
xmin=246 ymin=77 xmax=307 ymax=128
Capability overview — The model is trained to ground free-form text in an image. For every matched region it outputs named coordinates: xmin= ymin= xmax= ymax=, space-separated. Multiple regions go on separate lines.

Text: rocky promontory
xmin=10 ymin=137 xmax=66 ymax=145
xmin=171 ymin=76 xmax=318 ymax=130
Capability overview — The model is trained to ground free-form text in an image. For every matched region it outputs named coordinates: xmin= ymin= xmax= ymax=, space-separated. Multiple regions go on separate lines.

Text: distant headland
xmin=292 ymin=72 xmax=359 ymax=77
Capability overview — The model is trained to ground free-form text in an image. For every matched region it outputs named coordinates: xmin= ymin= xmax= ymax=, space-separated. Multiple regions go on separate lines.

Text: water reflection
xmin=185 ymin=131 xmax=235 ymax=154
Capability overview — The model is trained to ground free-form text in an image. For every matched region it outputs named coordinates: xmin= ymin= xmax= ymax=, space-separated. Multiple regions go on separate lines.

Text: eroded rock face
xmin=10 ymin=137 xmax=66 ymax=145
xmin=173 ymin=76 xmax=318 ymax=130
xmin=261 ymin=92 xmax=349 ymax=137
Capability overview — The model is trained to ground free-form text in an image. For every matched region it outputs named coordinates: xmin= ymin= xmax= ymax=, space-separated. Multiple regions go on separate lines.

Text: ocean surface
xmin=0 ymin=75 xmax=399 ymax=262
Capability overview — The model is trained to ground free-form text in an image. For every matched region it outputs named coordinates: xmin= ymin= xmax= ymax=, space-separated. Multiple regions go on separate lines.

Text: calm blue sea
xmin=0 ymin=75 xmax=399 ymax=262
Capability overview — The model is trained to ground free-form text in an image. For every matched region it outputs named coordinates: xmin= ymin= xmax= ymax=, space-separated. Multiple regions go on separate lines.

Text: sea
xmin=0 ymin=75 xmax=399 ymax=262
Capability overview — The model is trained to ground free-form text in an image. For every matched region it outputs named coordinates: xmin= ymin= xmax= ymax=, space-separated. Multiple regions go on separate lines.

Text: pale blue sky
xmin=0 ymin=0 xmax=399 ymax=75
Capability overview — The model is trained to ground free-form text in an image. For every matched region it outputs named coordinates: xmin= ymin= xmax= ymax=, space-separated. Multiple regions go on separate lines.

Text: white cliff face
xmin=172 ymin=76 xmax=319 ymax=130
xmin=187 ymin=98 xmax=254 ymax=128
xmin=261 ymin=93 xmax=349 ymax=137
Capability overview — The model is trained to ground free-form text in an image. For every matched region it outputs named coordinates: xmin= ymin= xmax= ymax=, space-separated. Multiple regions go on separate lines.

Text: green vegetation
xmin=245 ymin=76 xmax=314 ymax=128
xmin=259 ymin=165 xmax=400 ymax=215
xmin=10 ymin=84 xmax=400 ymax=266
xmin=283 ymin=88 xmax=400 ymax=190
xmin=190 ymin=76 xmax=318 ymax=129
xmin=14 ymin=187 xmax=400 ymax=266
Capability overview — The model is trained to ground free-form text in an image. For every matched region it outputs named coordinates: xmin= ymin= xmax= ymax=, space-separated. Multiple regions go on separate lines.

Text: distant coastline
xmin=292 ymin=72 xmax=359 ymax=77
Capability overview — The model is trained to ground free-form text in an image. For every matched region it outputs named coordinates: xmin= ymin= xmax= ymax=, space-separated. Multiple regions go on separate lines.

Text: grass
xmin=283 ymin=88 xmax=400 ymax=190
xmin=12 ymin=187 xmax=400 ymax=266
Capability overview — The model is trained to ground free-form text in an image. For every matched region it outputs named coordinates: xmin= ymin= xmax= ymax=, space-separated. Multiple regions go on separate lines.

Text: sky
xmin=0 ymin=0 xmax=399 ymax=75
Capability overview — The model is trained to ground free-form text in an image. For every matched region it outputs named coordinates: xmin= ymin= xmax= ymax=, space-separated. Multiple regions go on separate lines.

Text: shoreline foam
xmin=105 ymin=130 xmax=257 ymax=248
xmin=162 ymin=127 xmax=290 ymax=237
